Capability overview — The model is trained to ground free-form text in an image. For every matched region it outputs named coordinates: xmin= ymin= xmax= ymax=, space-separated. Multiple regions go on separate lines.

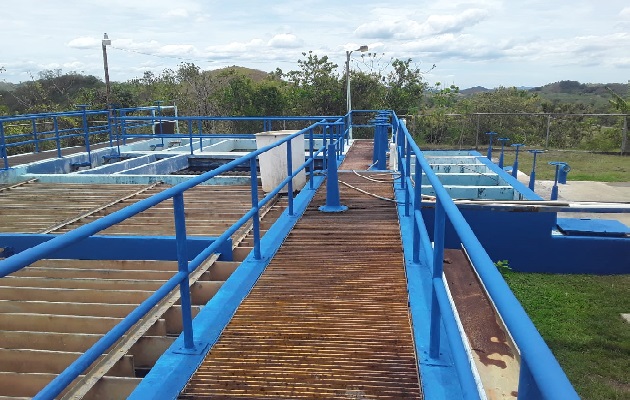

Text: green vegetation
xmin=500 ymin=149 xmax=630 ymax=182
xmin=501 ymin=270 xmax=630 ymax=400
xmin=1 ymin=60 xmax=629 ymax=154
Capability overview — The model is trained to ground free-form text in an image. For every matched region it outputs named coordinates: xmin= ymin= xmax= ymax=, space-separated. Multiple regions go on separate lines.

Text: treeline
xmin=0 ymin=55 xmax=628 ymax=151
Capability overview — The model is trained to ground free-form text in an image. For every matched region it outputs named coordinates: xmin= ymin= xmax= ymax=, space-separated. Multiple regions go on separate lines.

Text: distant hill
xmin=460 ymin=86 xmax=491 ymax=95
xmin=531 ymin=80 xmax=630 ymax=96
xmin=530 ymin=80 xmax=630 ymax=110
xmin=206 ymin=66 xmax=270 ymax=82
xmin=458 ymin=80 xmax=629 ymax=111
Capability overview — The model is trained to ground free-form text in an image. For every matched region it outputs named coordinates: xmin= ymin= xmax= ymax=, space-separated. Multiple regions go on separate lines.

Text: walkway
xmin=179 ymin=143 xmax=422 ymax=398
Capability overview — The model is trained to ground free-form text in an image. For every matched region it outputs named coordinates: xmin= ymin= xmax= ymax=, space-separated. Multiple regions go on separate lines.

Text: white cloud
xmin=620 ymin=7 xmax=630 ymax=18
xmin=354 ymin=8 xmax=489 ymax=40
xmin=165 ymin=8 xmax=189 ymax=18
xmin=268 ymin=34 xmax=303 ymax=48
xmin=67 ymin=37 xmax=101 ymax=49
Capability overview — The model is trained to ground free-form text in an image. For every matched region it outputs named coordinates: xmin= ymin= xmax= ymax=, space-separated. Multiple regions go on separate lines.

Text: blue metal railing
xmin=0 ymin=107 xmax=344 ymax=170
xmin=0 ymin=107 xmax=160 ymax=169
xmin=392 ymin=111 xmax=579 ymax=399
xmin=0 ymin=117 xmax=346 ymax=400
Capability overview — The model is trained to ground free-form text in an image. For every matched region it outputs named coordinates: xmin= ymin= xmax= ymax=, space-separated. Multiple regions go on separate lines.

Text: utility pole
xmin=102 ymin=33 xmax=112 ymax=109
xmin=345 ymin=45 xmax=368 ymax=140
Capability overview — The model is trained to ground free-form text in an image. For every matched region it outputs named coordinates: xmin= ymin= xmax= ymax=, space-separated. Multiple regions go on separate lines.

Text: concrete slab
xmin=515 ymin=170 xmax=630 ymax=226
xmin=622 ymin=314 xmax=630 ymax=323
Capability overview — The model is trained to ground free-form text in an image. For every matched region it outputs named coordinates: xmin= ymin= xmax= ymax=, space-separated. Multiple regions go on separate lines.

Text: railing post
xmin=76 ymin=105 xmax=92 ymax=165
xmin=309 ymin=128 xmax=314 ymax=190
xmin=250 ymin=157 xmax=262 ymax=260
xmin=528 ymin=150 xmax=544 ymax=191
xmin=173 ymin=193 xmax=195 ymax=350
xmin=107 ymin=111 xmax=114 ymax=148
xmin=286 ymin=138 xmax=294 ymax=216
xmin=511 ymin=143 xmax=525 ymax=178
xmin=0 ymin=122 xmax=8 ymax=170
xmin=336 ymin=124 xmax=342 ymax=159
xmin=53 ymin=116 xmax=62 ymax=158
xmin=430 ymin=198 xmax=446 ymax=359
xmin=485 ymin=131 xmax=497 ymax=160
xmin=322 ymin=125 xmax=328 ymax=170
xmin=197 ymin=120 xmax=203 ymax=151
xmin=188 ymin=120 xmax=194 ymax=155
xmin=120 ymin=110 xmax=128 ymax=144
xmin=412 ymin=156 xmax=422 ymax=263
xmin=319 ymin=143 xmax=347 ymax=213
xmin=404 ymin=139 xmax=412 ymax=218
xmin=31 ymin=118 xmax=40 ymax=153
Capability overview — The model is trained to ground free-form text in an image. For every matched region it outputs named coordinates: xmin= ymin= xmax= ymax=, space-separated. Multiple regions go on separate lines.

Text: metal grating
xmin=180 ymin=172 xmax=422 ymax=399
xmin=0 ymin=182 xmax=280 ymax=398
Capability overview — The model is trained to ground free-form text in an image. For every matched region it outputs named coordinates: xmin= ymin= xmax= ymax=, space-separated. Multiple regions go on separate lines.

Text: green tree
xmin=384 ymin=59 xmax=427 ymax=115
xmin=285 ymin=51 xmax=343 ymax=115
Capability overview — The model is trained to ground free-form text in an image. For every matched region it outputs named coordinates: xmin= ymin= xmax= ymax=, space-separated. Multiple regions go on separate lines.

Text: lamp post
xmin=102 ymin=33 xmax=112 ymax=110
xmin=345 ymin=45 xmax=368 ymax=140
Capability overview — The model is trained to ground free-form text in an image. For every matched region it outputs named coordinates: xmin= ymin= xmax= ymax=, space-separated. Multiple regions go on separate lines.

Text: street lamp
xmin=102 ymin=33 xmax=112 ymax=110
xmin=345 ymin=45 xmax=368 ymax=140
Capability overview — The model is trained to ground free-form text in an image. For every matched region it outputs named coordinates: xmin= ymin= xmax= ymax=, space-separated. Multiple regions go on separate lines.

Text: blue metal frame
xmin=392 ymin=112 xmax=579 ymax=400
xmin=0 ymin=118 xmax=341 ymax=400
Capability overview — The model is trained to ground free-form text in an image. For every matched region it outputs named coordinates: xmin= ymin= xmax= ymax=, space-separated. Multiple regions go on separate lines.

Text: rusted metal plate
xmin=0 ymin=181 xmax=273 ymax=398
xmin=340 ymin=140 xmax=378 ymax=171
xmin=180 ymin=172 xmax=421 ymax=399
xmin=443 ymin=249 xmax=520 ymax=399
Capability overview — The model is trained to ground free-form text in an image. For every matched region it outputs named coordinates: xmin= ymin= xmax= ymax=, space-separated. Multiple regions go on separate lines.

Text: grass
xmin=500 ymin=150 xmax=630 ymax=182
xmin=500 ymin=270 xmax=630 ymax=399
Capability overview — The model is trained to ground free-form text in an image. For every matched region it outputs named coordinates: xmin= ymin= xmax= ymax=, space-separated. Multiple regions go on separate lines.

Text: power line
xmin=110 ymin=46 xmax=216 ymax=64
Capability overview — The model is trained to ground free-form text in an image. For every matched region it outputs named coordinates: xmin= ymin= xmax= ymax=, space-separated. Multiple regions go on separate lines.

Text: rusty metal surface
xmin=0 ymin=182 xmax=150 ymax=233
xmin=442 ymin=249 xmax=519 ymax=399
xmin=0 ymin=179 xmax=276 ymax=398
xmin=180 ymin=172 xmax=421 ymax=399
xmin=340 ymin=140 xmax=377 ymax=171
xmin=53 ymin=185 xmax=260 ymax=236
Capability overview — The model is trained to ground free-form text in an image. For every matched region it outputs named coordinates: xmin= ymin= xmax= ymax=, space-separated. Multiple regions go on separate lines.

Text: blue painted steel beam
xmin=0 ymin=234 xmax=232 ymax=261
xmin=395 ymin=114 xmax=579 ymax=399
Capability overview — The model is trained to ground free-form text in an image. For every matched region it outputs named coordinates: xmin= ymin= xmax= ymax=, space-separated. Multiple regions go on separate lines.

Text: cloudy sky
xmin=1 ymin=0 xmax=629 ymax=89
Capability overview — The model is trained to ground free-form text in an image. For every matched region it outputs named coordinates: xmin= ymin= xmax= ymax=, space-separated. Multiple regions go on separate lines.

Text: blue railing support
xmin=412 ymin=158 xmax=422 ymax=264
xmin=319 ymin=143 xmax=347 ymax=213
xmin=287 ymin=139 xmax=295 ymax=216
xmin=250 ymin=158 xmax=262 ymax=260
xmin=173 ymin=193 xmax=195 ymax=350
xmin=31 ymin=118 xmax=40 ymax=153
xmin=528 ymin=150 xmax=545 ymax=191
xmin=309 ymin=127 xmax=315 ymax=190
xmin=392 ymin=111 xmax=579 ymax=399
xmin=53 ymin=116 xmax=62 ymax=158
xmin=404 ymin=140 xmax=412 ymax=217
xmin=511 ymin=143 xmax=525 ymax=178
xmin=486 ymin=131 xmax=498 ymax=160
xmin=76 ymin=105 xmax=93 ymax=165
xmin=429 ymin=199 xmax=446 ymax=359
xmin=0 ymin=123 xmax=7 ymax=170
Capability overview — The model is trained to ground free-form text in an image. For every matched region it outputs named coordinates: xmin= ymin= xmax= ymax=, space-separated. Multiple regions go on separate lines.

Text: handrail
xmin=0 ymin=108 xmax=344 ymax=170
xmin=392 ymin=111 xmax=579 ymax=399
xmin=0 ymin=119 xmax=340 ymax=400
